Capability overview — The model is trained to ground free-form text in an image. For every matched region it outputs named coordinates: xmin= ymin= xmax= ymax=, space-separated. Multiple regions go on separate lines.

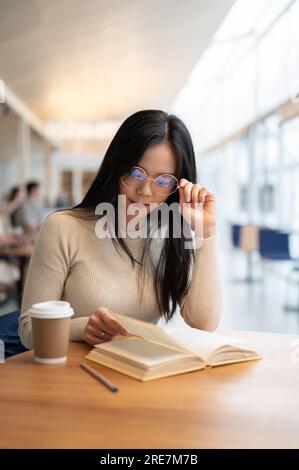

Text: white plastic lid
xmin=29 ymin=301 xmax=74 ymax=319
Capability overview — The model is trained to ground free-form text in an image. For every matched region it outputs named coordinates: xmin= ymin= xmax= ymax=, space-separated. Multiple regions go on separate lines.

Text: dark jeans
xmin=0 ymin=310 xmax=28 ymax=359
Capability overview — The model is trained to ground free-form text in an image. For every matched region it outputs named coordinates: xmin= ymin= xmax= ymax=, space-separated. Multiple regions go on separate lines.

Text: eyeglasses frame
xmin=121 ymin=166 xmax=179 ymax=196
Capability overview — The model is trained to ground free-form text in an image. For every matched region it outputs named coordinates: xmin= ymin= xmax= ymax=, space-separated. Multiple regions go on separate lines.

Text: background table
xmin=0 ymin=243 xmax=33 ymax=306
xmin=1 ymin=331 xmax=299 ymax=448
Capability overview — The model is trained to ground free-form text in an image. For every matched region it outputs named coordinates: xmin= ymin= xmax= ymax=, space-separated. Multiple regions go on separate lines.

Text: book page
xmin=112 ymin=313 xmax=190 ymax=353
xmin=110 ymin=313 xmax=260 ymax=366
xmin=166 ymin=328 xmax=255 ymax=362
xmin=96 ymin=336 xmax=190 ymax=367
xmin=86 ymin=347 xmax=205 ymax=381
xmin=209 ymin=349 xmax=261 ymax=366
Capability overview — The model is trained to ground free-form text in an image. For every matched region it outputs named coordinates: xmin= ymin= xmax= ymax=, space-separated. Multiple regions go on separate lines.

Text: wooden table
xmin=1 ymin=331 xmax=299 ymax=449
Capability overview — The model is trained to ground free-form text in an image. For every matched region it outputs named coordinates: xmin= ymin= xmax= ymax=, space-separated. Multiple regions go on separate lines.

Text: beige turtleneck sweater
xmin=19 ymin=211 xmax=223 ymax=350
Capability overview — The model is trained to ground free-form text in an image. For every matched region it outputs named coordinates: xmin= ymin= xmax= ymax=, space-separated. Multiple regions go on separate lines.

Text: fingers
xmin=179 ymin=180 xmax=193 ymax=203
xmin=98 ymin=308 xmax=128 ymax=336
xmin=198 ymin=188 xmax=208 ymax=204
xmin=84 ymin=317 xmax=114 ymax=345
xmin=84 ymin=328 xmax=113 ymax=346
xmin=179 ymin=179 xmax=209 ymax=205
xmin=191 ymin=184 xmax=201 ymax=204
xmin=83 ymin=307 xmax=128 ymax=345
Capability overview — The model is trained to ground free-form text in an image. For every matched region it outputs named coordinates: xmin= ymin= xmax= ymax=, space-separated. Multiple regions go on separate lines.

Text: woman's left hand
xmin=178 ymin=179 xmax=217 ymax=238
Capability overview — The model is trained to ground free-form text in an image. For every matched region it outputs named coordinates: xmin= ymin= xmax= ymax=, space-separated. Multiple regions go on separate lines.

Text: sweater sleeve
xmin=179 ymin=234 xmax=223 ymax=331
xmin=18 ymin=212 xmax=88 ymax=349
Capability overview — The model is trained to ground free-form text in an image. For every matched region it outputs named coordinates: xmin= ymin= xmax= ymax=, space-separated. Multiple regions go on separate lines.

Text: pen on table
xmin=80 ymin=362 xmax=119 ymax=393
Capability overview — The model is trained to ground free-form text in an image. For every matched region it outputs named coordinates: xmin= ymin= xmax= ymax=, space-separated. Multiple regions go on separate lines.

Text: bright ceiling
xmin=0 ymin=0 xmax=235 ymax=122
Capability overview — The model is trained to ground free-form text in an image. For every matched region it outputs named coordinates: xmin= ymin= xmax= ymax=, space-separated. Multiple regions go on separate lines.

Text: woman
xmin=19 ymin=110 xmax=222 ymax=350
xmin=6 ymin=186 xmax=25 ymax=228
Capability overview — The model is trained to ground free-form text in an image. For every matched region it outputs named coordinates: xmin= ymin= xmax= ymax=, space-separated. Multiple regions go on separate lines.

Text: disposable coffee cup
xmin=30 ymin=301 xmax=74 ymax=364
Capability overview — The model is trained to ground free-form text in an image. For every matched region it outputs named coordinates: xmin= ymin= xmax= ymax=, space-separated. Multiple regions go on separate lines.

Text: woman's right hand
xmin=83 ymin=306 xmax=128 ymax=345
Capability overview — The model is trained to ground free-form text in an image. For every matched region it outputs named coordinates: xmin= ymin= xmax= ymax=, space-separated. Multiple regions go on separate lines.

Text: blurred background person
xmin=7 ymin=186 xmax=26 ymax=230
xmin=14 ymin=181 xmax=47 ymax=235
xmin=0 ymin=186 xmax=25 ymax=234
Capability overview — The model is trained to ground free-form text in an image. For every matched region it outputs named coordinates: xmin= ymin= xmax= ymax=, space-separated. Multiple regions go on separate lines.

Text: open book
xmin=85 ymin=313 xmax=262 ymax=381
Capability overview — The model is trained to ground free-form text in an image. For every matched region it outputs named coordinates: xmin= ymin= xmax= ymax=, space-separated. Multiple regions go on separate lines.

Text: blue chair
xmin=232 ymin=224 xmax=241 ymax=248
xmin=259 ymin=228 xmax=299 ymax=312
xmin=259 ymin=229 xmax=292 ymax=261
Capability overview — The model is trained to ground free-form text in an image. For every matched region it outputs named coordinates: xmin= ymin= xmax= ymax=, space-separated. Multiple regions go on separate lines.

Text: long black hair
xmin=69 ymin=110 xmax=197 ymax=321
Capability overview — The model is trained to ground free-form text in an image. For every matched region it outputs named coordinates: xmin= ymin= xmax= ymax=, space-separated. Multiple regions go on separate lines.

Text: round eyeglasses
xmin=121 ymin=166 xmax=178 ymax=196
